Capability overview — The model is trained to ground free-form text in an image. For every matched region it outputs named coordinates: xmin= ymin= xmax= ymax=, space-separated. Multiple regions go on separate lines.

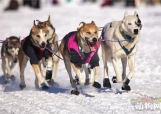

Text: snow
xmin=0 ymin=0 xmax=161 ymax=114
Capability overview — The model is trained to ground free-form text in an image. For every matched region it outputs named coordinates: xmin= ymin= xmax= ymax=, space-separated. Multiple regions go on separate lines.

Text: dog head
xmin=122 ymin=11 xmax=142 ymax=36
xmin=6 ymin=36 xmax=21 ymax=63
xmin=31 ymin=20 xmax=49 ymax=50
xmin=77 ymin=21 xmax=99 ymax=50
xmin=36 ymin=15 xmax=55 ymax=41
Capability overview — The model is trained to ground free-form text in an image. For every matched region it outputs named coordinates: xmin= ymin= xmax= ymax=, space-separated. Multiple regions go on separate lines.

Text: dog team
xmin=1 ymin=11 xmax=142 ymax=95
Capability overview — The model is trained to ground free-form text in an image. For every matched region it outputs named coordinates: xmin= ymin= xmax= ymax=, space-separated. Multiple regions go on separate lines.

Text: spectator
xmin=23 ymin=0 xmax=41 ymax=9
xmin=125 ymin=0 xmax=135 ymax=7
xmin=101 ymin=0 xmax=113 ymax=7
xmin=4 ymin=0 xmax=19 ymax=11
xmin=52 ymin=0 xmax=59 ymax=5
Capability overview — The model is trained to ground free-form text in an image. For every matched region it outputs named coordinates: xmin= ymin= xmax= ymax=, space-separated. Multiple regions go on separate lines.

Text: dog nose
xmin=92 ymin=38 xmax=97 ymax=42
xmin=14 ymin=58 xmax=17 ymax=63
xmin=41 ymin=42 xmax=46 ymax=47
xmin=134 ymin=29 xmax=138 ymax=35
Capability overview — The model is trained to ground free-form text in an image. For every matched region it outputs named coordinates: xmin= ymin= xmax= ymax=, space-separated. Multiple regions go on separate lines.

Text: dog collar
xmin=120 ymin=31 xmax=133 ymax=42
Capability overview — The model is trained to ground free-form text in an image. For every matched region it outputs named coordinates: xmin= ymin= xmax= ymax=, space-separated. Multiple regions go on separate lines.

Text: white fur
xmin=101 ymin=11 xmax=141 ymax=83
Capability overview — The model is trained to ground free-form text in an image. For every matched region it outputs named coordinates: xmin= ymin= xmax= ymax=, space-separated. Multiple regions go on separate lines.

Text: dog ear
xmin=36 ymin=20 xmax=41 ymax=24
xmin=134 ymin=11 xmax=139 ymax=17
xmin=79 ymin=22 xmax=86 ymax=27
xmin=47 ymin=15 xmax=51 ymax=22
xmin=91 ymin=21 xmax=95 ymax=25
xmin=33 ymin=20 xmax=37 ymax=27
xmin=124 ymin=11 xmax=128 ymax=18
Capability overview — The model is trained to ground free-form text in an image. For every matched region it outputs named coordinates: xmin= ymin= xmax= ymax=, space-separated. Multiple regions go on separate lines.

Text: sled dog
xmin=101 ymin=11 xmax=142 ymax=91
xmin=36 ymin=16 xmax=60 ymax=85
xmin=60 ymin=21 xmax=101 ymax=95
xmin=18 ymin=20 xmax=53 ymax=90
xmin=1 ymin=36 xmax=21 ymax=83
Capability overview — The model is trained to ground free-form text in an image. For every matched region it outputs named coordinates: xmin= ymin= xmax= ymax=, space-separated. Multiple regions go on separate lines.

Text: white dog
xmin=101 ymin=11 xmax=142 ymax=91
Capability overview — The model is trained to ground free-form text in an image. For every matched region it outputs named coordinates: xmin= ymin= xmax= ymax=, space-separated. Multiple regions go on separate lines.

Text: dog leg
xmin=9 ymin=61 xmax=16 ymax=81
xmin=112 ymin=58 xmax=122 ymax=83
xmin=102 ymin=44 xmax=111 ymax=88
xmin=121 ymin=57 xmax=127 ymax=80
xmin=92 ymin=66 xmax=101 ymax=88
xmin=2 ymin=61 xmax=8 ymax=83
xmin=122 ymin=56 xmax=134 ymax=91
xmin=51 ymin=54 xmax=60 ymax=83
xmin=45 ymin=57 xmax=53 ymax=82
xmin=127 ymin=56 xmax=135 ymax=79
xmin=102 ymin=44 xmax=109 ymax=79
xmin=19 ymin=56 xmax=28 ymax=89
xmin=64 ymin=58 xmax=79 ymax=95
xmin=71 ymin=63 xmax=85 ymax=85
xmin=37 ymin=60 xmax=45 ymax=87
xmin=84 ymin=64 xmax=89 ymax=85
xmin=32 ymin=64 xmax=49 ymax=90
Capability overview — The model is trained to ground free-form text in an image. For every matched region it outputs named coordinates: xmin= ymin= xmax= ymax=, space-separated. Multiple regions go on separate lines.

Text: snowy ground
xmin=0 ymin=0 xmax=161 ymax=114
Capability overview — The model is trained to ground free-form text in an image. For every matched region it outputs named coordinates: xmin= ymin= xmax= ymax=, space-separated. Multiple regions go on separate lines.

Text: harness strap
xmin=118 ymin=41 xmax=135 ymax=55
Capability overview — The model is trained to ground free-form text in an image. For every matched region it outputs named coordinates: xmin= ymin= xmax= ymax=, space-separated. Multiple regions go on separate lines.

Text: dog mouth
xmin=39 ymin=42 xmax=46 ymax=50
xmin=85 ymin=38 xmax=97 ymax=51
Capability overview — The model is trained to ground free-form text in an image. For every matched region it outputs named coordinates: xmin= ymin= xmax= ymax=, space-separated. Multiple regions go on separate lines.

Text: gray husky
xmin=1 ymin=36 xmax=21 ymax=83
xmin=101 ymin=11 xmax=142 ymax=91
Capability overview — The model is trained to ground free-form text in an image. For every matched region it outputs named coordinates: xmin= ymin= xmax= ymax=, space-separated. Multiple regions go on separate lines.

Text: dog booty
xmin=93 ymin=81 xmax=101 ymax=88
xmin=45 ymin=70 xmax=52 ymax=80
xmin=122 ymin=77 xmax=131 ymax=91
xmin=103 ymin=78 xmax=111 ymax=88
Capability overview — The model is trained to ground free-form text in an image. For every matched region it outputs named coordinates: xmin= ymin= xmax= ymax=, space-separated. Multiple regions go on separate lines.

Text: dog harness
xmin=64 ymin=31 xmax=100 ymax=68
xmin=101 ymin=22 xmax=135 ymax=55
xmin=21 ymin=36 xmax=52 ymax=64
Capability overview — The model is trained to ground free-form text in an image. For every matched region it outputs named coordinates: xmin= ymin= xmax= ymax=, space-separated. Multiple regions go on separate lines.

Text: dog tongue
xmin=90 ymin=46 xmax=95 ymax=51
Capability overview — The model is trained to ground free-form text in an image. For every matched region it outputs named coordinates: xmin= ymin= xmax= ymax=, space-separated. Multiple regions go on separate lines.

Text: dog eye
xmin=87 ymin=32 xmax=91 ymax=34
xmin=128 ymin=23 xmax=132 ymax=25
xmin=94 ymin=31 xmax=97 ymax=34
xmin=37 ymin=35 xmax=40 ymax=38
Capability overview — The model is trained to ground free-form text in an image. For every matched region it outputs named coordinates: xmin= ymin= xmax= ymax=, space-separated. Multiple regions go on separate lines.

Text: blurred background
xmin=0 ymin=0 xmax=161 ymax=11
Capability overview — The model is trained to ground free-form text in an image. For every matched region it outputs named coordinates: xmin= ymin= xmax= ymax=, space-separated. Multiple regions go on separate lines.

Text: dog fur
xmin=18 ymin=20 xmax=53 ymax=90
xmin=36 ymin=16 xmax=60 ymax=85
xmin=1 ymin=36 xmax=21 ymax=83
xmin=60 ymin=21 xmax=101 ymax=95
xmin=101 ymin=11 xmax=142 ymax=90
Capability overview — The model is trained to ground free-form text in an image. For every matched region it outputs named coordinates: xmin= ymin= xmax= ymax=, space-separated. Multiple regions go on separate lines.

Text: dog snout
xmin=92 ymin=38 xmax=97 ymax=43
xmin=41 ymin=42 xmax=46 ymax=48
xmin=134 ymin=29 xmax=138 ymax=35
xmin=14 ymin=58 xmax=18 ymax=63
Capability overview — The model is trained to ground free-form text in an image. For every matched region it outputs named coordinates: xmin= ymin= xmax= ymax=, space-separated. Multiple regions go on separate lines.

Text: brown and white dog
xmin=60 ymin=21 xmax=101 ymax=95
xmin=18 ymin=20 xmax=53 ymax=90
xmin=1 ymin=36 xmax=21 ymax=83
xmin=36 ymin=16 xmax=60 ymax=85
xmin=101 ymin=11 xmax=142 ymax=91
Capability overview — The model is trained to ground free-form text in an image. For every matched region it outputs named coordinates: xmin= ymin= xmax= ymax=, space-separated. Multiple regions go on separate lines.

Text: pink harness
xmin=67 ymin=34 xmax=100 ymax=63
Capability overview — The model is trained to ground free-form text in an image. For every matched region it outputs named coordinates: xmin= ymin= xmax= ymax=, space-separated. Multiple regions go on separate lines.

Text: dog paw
xmin=19 ymin=83 xmax=26 ymax=90
xmin=112 ymin=76 xmax=117 ymax=83
xmin=47 ymin=79 xmax=54 ymax=86
xmin=45 ymin=70 xmax=52 ymax=80
xmin=71 ymin=89 xmax=80 ymax=95
xmin=41 ymin=83 xmax=49 ymax=90
xmin=10 ymin=75 xmax=16 ymax=82
xmin=122 ymin=84 xmax=131 ymax=91
xmin=92 ymin=81 xmax=101 ymax=88
xmin=103 ymin=78 xmax=111 ymax=88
